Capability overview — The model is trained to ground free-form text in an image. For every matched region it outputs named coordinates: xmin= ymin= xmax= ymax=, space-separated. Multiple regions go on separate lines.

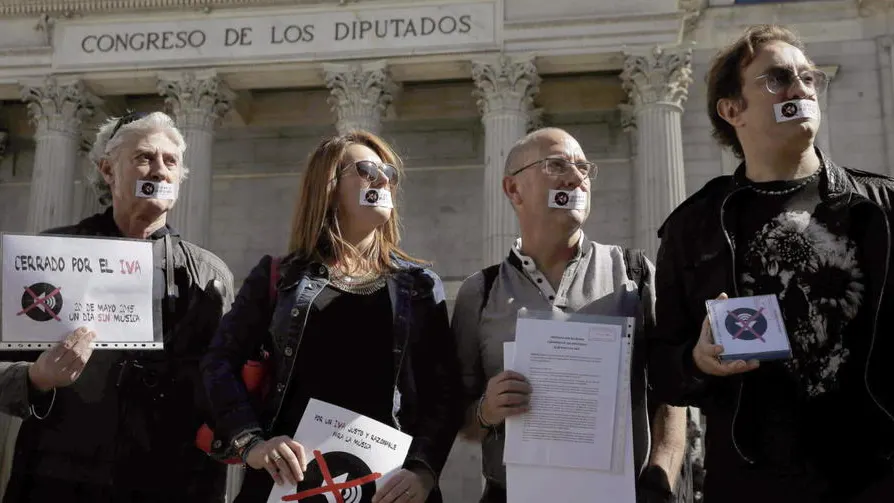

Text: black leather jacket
xmin=201 ymin=254 xmax=464 ymax=488
xmin=4 ymin=208 xmax=234 ymax=501
xmin=651 ymin=154 xmax=894 ymax=481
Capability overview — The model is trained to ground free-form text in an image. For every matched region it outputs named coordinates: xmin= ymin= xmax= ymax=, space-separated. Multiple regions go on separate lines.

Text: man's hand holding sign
xmin=28 ymin=327 xmax=96 ymax=391
xmin=0 ymin=326 xmax=97 ymax=420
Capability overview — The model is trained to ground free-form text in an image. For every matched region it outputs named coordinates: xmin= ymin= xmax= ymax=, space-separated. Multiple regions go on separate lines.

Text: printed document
xmin=503 ymin=309 xmax=623 ymax=471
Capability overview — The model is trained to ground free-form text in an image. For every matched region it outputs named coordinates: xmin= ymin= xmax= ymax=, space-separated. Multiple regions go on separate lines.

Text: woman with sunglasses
xmin=201 ymin=131 xmax=463 ymax=503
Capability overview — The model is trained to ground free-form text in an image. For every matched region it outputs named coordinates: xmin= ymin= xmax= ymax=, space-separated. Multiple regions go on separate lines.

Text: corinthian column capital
xmin=621 ymin=46 xmax=693 ymax=112
xmin=20 ymin=77 xmax=99 ymax=137
xmin=323 ymin=60 xmax=398 ymax=135
xmin=471 ymin=55 xmax=540 ymax=118
xmin=157 ymin=69 xmax=234 ymax=130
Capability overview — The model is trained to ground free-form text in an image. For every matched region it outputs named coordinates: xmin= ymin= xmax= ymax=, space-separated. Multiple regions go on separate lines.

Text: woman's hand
xmin=245 ymin=435 xmax=308 ymax=486
xmin=371 ymin=468 xmax=434 ymax=503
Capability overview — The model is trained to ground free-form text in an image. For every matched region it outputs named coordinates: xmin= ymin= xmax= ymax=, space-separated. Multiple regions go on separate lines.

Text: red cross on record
xmin=728 ymin=307 xmax=765 ymax=342
xmin=17 ymin=285 xmax=62 ymax=321
xmin=283 ymin=450 xmax=382 ymax=503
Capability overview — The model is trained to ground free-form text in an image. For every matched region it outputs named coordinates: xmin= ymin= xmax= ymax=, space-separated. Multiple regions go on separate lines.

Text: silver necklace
xmin=749 ymin=168 xmax=820 ymax=196
xmin=327 ymin=266 xmax=387 ymax=295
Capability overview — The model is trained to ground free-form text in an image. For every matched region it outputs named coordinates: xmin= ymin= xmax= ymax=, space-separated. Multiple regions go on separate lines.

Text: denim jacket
xmin=201 ymin=253 xmax=464 ymax=482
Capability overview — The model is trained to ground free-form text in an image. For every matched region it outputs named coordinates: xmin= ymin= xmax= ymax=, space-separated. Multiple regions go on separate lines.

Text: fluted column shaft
xmin=622 ymin=47 xmax=693 ymax=259
xmin=878 ymin=36 xmax=894 ymax=176
xmin=484 ymin=111 xmax=528 ymax=264
xmin=634 ymin=105 xmax=687 ymax=257
xmin=472 ymin=56 xmax=540 ymax=266
xmin=815 ymin=65 xmax=838 ymax=156
xmin=157 ymin=70 xmax=233 ymax=247
xmin=75 ymin=181 xmax=106 ymax=219
xmin=75 ymin=138 xmax=105 ymax=218
xmin=21 ymin=78 xmax=97 ymax=233
xmin=324 ymin=61 xmax=396 ymax=136
xmin=720 ymin=147 xmax=739 ymax=175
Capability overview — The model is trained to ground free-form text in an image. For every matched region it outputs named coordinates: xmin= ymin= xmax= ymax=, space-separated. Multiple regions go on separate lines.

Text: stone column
xmin=721 ymin=147 xmax=739 ymax=175
xmin=323 ymin=60 xmax=397 ymax=136
xmin=472 ymin=55 xmax=540 ymax=266
xmin=816 ymin=64 xmax=838 ymax=157
xmin=621 ymin=47 xmax=693 ymax=259
xmin=21 ymin=77 xmax=98 ymax=232
xmin=0 ymin=103 xmax=7 ymax=165
xmin=878 ymin=36 xmax=894 ymax=175
xmin=157 ymin=69 xmax=233 ymax=247
xmin=75 ymin=135 xmax=105 ymax=218
xmin=619 ymin=104 xmax=640 ymax=245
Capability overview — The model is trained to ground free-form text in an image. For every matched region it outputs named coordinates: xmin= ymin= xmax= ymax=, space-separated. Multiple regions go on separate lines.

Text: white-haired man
xmin=2 ymin=111 xmax=235 ymax=503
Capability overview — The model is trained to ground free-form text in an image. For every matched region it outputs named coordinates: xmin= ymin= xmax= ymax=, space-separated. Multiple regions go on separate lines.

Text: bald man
xmin=451 ymin=128 xmax=688 ymax=503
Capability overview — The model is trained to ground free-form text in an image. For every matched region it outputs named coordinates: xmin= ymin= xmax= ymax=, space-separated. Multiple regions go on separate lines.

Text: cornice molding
xmin=0 ymin=0 xmax=339 ymax=17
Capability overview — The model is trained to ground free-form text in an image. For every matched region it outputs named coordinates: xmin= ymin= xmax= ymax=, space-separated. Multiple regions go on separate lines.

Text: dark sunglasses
xmin=342 ymin=160 xmax=400 ymax=186
xmin=108 ymin=111 xmax=150 ymax=140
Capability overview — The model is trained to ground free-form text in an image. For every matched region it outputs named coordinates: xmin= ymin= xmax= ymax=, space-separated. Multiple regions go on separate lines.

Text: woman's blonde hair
xmin=288 ymin=130 xmax=423 ymax=274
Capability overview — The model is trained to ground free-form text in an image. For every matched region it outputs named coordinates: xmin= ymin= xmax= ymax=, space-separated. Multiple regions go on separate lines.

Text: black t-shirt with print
xmin=727 ymin=169 xmax=868 ymax=479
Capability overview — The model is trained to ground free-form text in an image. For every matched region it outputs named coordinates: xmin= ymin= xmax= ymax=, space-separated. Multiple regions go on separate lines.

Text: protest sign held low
xmin=267 ymin=398 xmax=412 ymax=503
xmin=1 ymin=233 xmax=159 ymax=350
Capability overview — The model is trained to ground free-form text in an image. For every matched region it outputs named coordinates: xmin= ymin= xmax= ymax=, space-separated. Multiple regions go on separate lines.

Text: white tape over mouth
xmin=773 ymin=99 xmax=819 ymax=123
xmin=548 ymin=188 xmax=588 ymax=210
xmin=135 ymin=180 xmax=177 ymax=200
xmin=359 ymin=188 xmax=393 ymax=208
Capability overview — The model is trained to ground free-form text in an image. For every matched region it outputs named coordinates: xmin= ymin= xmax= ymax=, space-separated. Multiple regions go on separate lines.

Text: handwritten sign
xmin=1 ymin=233 xmax=157 ymax=350
xmin=52 ymin=2 xmax=497 ymax=70
xmin=267 ymin=398 xmax=412 ymax=503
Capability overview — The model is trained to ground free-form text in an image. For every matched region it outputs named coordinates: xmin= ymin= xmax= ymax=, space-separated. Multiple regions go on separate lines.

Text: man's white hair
xmin=87 ymin=111 xmax=188 ymax=205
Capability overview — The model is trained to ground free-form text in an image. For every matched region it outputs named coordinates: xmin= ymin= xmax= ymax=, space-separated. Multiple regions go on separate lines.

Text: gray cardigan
xmin=450 ymin=239 xmax=656 ymax=488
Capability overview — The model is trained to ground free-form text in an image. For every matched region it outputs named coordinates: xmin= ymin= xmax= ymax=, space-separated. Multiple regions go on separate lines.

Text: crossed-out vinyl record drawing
xmin=18 ymin=282 xmax=63 ymax=322
xmin=724 ymin=307 xmax=768 ymax=342
xmin=283 ymin=450 xmax=382 ymax=503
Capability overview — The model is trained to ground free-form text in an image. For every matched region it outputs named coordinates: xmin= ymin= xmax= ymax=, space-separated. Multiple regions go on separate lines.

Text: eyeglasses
xmin=109 ymin=111 xmax=149 ymax=140
xmin=755 ymin=67 xmax=828 ymax=97
xmin=341 ymin=160 xmax=400 ymax=186
xmin=510 ymin=157 xmax=597 ymax=180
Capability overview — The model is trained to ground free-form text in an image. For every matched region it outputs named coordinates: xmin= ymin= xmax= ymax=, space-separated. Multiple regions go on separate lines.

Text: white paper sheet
xmin=503 ymin=311 xmax=637 ymax=503
xmin=503 ymin=311 xmax=622 ymax=471
xmin=1 ymin=233 xmax=157 ymax=349
xmin=266 ymin=398 xmax=412 ymax=503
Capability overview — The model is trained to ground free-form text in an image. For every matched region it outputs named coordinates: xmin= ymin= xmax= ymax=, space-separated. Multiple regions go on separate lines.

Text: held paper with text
xmin=1 ymin=233 xmax=158 ymax=350
xmin=503 ymin=309 xmax=624 ymax=472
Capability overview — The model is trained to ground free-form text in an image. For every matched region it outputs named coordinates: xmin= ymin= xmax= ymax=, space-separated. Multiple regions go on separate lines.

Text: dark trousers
xmin=3 ymin=473 xmax=225 ymax=503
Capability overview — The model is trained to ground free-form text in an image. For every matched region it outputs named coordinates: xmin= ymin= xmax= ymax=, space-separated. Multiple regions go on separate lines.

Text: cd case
xmin=705 ymin=294 xmax=792 ymax=362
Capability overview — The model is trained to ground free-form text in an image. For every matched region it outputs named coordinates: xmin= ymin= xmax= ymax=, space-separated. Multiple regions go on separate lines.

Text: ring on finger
xmin=270 ymin=450 xmax=283 ymax=462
